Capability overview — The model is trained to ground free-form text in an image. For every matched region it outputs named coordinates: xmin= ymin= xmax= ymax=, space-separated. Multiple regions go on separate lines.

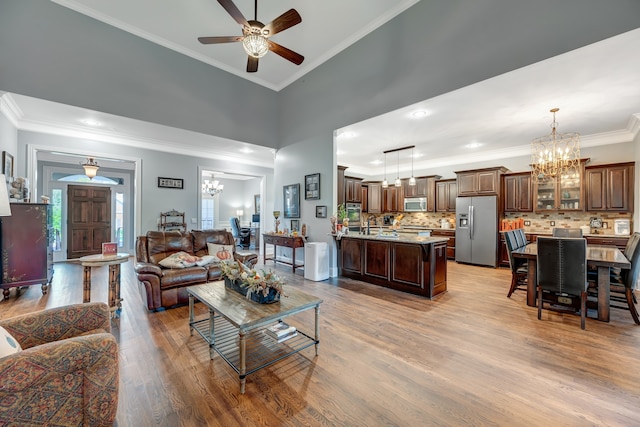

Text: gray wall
xmin=0 ymin=107 xmax=17 ymax=174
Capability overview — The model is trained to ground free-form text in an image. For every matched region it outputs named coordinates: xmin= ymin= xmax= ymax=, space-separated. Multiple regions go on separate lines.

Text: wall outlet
xmin=602 ymin=222 xmax=608 ymax=229
xmin=550 ymin=221 xmax=555 ymax=226
xmin=524 ymin=220 xmax=531 ymax=226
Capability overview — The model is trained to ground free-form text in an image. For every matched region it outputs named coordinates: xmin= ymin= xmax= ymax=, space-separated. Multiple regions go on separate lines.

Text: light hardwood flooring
xmin=1 ymin=259 xmax=640 ymax=426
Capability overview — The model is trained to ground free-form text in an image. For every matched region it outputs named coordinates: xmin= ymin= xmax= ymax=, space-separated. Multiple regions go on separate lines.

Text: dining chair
xmin=552 ymin=228 xmax=583 ymax=238
xmin=513 ymin=228 xmax=528 ymax=248
xmin=606 ymin=233 xmax=640 ymax=324
xmin=536 ymin=236 xmax=589 ymax=329
xmin=504 ymin=230 xmax=528 ymax=298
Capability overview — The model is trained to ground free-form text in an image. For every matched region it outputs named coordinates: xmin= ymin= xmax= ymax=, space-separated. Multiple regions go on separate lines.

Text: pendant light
xmin=394 ymin=151 xmax=401 ymax=187
xmin=409 ymin=147 xmax=416 ymax=186
xmin=382 ymin=152 xmax=388 ymax=188
xmin=81 ymin=157 xmax=99 ymax=179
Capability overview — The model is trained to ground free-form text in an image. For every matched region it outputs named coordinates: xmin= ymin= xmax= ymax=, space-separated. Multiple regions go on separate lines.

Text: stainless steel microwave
xmin=404 ymin=197 xmax=427 ymax=212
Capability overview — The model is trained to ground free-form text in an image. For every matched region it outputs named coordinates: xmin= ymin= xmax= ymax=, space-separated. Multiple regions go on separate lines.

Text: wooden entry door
xmin=67 ymin=185 xmax=111 ymax=259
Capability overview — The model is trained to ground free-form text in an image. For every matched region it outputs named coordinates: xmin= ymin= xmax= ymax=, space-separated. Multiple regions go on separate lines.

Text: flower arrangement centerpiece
xmin=219 ymin=261 xmax=285 ymax=304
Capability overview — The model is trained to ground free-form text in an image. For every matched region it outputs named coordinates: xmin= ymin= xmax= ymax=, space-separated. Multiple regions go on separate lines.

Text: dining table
xmin=511 ymin=242 xmax=631 ymax=322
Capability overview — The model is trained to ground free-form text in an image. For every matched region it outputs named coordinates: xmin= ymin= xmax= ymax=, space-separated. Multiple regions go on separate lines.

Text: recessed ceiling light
xmin=465 ymin=142 xmax=483 ymax=149
xmin=410 ymin=110 xmax=430 ymax=118
xmin=240 ymin=147 xmax=254 ymax=154
xmin=370 ymin=159 xmax=383 ymax=165
xmin=80 ymin=119 xmax=102 ymax=127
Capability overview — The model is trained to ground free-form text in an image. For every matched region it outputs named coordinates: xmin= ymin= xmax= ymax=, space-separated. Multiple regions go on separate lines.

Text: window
xmin=201 ymin=197 xmax=214 ymax=229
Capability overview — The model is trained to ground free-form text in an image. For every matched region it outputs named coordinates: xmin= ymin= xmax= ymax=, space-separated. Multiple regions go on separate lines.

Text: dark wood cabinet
xmin=456 ymin=167 xmax=508 ymax=196
xmin=503 ymin=172 xmax=533 ymax=212
xmin=345 ymin=176 xmax=362 ymax=203
xmin=361 ymin=184 xmax=368 ymax=213
xmin=383 ymin=186 xmax=401 ymax=212
xmin=585 ymin=162 xmax=634 ymax=212
xmin=431 ymin=229 xmax=455 ymax=259
xmin=435 ymin=179 xmax=457 ymax=212
xmin=1 ymin=203 xmax=53 ymax=299
xmin=367 ymin=182 xmax=382 ymax=213
xmin=534 ymin=159 xmax=588 ymax=212
xmin=337 ymin=165 xmax=348 ymax=206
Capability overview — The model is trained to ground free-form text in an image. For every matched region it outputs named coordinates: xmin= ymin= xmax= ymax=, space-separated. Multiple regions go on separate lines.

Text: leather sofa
xmin=135 ymin=229 xmax=258 ymax=311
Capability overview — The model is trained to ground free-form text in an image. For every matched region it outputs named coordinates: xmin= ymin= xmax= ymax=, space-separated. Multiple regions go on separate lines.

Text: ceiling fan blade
xmin=217 ymin=0 xmax=249 ymax=27
xmin=198 ymin=36 xmax=243 ymax=44
xmin=268 ymin=41 xmax=304 ymax=65
xmin=247 ymin=56 xmax=259 ymax=73
xmin=263 ymin=9 xmax=302 ymax=37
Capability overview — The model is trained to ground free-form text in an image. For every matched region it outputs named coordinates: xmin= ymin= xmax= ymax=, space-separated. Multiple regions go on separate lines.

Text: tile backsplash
xmin=504 ymin=211 xmax=633 ymax=235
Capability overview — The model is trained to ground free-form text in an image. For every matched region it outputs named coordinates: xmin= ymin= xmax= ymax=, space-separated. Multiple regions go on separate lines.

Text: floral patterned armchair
xmin=0 ymin=303 xmax=119 ymax=426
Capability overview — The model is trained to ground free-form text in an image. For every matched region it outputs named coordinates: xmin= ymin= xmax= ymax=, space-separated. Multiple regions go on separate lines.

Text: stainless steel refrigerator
xmin=455 ymin=196 xmax=498 ymax=267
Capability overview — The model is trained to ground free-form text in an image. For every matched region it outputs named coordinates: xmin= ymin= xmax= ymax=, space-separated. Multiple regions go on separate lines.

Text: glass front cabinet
xmin=534 ymin=161 xmax=586 ymax=212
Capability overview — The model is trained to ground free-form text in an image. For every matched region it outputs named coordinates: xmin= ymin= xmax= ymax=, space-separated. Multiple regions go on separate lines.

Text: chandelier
xmin=531 ymin=108 xmax=580 ymax=183
xmin=81 ymin=157 xmax=99 ymax=179
xmin=243 ymin=31 xmax=269 ymax=58
xmin=203 ymin=175 xmax=224 ymax=196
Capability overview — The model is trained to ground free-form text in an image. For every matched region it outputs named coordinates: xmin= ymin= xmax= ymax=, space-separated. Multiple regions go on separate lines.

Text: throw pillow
xmin=196 ymin=255 xmax=219 ymax=267
xmin=159 ymin=251 xmax=199 ymax=269
xmin=207 ymin=243 xmax=235 ymax=262
xmin=0 ymin=326 xmax=22 ymax=358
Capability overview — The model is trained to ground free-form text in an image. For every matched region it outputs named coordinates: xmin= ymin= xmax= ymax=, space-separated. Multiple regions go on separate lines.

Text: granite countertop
xmin=338 ymin=232 xmax=449 ymax=245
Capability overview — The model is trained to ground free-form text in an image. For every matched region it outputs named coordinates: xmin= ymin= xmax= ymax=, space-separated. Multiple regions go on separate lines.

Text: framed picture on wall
xmin=283 ymin=183 xmax=300 ymax=218
xmin=254 ymin=194 xmax=261 ymax=214
xmin=305 ymin=173 xmax=320 ymax=200
xmin=158 ymin=177 xmax=183 ymax=189
xmin=290 ymin=219 xmax=300 ymax=232
xmin=316 ymin=205 xmax=327 ymax=218
xmin=2 ymin=151 xmax=14 ymax=181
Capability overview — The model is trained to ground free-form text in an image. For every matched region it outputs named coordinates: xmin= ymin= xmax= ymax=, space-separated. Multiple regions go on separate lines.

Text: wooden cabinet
xmin=1 ymin=203 xmax=53 ymax=299
xmin=367 ymin=182 xmax=382 ymax=213
xmin=435 ymin=179 xmax=457 ymax=212
xmin=361 ymin=185 xmax=368 ymax=213
xmin=456 ymin=167 xmax=508 ymax=196
xmin=585 ymin=162 xmax=634 ymax=212
xmin=586 ymin=235 xmax=629 ymax=251
xmin=431 ymin=229 xmax=456 ymax=259
xmin=345 ymin=176 xmax=362 ymax=203
xmin=503 ymin=172 xmax=533 ymax=212
xmin=159 ymin=210 xmax=186 ymax=231
xmin=337 ymin=165 xmax=348 ymax=206
xmin=383 ymin=186 xmax=402 ymax=212
xmin=534 ymin=160 xmax=587 ymax=211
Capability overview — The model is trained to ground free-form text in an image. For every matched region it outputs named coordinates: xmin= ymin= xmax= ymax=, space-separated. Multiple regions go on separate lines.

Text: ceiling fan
xmin=198 ymin=0 xmax=304 ymax=73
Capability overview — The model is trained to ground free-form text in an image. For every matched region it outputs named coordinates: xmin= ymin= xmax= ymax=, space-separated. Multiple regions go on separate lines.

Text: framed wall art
xmin=290 ymin=219 xmax=300 ymax=232
xmin=283 ymin=183 xmax=300 ymax=218
xmin=316 ymin=205 xmax=327 ymax=218
xmin=254 ymin=194 xmax=261 ymax=214
xmin=158 ymin=177 xmax=183 ymax=189
xmin=304 ymin=173 xmax=320 ymax=200
xmin=2 ymin=151 xmax=14 ymax=181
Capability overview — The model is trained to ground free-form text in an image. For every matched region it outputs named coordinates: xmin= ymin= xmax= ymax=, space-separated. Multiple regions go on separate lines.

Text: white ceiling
xmin=51 ymin=0 xmax=419 ymax=91
xmin=337 ymin=28 xmax=640 ymax=178
xmin=3 ymin=5 xmax=639 ymax=180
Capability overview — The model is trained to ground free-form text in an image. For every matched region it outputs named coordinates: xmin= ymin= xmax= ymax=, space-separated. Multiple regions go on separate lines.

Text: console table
xmin=263 ymin=234 xmax=305 ymax=273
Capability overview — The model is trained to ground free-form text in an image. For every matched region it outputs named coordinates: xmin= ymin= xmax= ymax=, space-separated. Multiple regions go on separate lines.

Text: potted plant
xmin=219 ymin=261 xmax=284 ymax=304
xmin=335 ymin=203 xmax=346 ymax=232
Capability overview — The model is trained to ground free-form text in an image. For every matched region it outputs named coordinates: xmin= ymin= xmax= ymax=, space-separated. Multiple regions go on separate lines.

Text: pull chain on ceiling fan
xmin=198 ymin=0 xmax=304 ymax=73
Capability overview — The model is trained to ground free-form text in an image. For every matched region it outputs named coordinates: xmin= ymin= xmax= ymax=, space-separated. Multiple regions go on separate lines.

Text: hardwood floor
xmin=2 ymin=259 xmax=640 ymax=426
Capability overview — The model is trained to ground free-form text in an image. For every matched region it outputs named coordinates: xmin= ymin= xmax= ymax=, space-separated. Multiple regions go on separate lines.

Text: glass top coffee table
xmin=187 ymin=281 xmax=323 ymax=394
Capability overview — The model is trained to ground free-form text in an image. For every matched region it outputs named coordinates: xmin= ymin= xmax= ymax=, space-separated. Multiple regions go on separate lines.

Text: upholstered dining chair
xmin=230 ymin=217 xmax=251 ymax=249
xmin=504 ymin=230 xmax=528 ymax=298
xmin=552 ymin=228 xmax=583 ymax=238
xmin=536 ymin=236 xmax=589 ymax=329
xmin=0 ymin=303 xmax=119 ymax=426
xmin=606 ymin=232 xmax=640 ymax=324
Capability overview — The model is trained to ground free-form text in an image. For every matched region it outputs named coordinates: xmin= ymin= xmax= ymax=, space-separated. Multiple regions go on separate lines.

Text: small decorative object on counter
xmin=301 ymin=223 xmax=307 ymax=236
xmin=8 ymin=177 xmax=29 ymax=202
xmin=273 ymin=210 xmax=281 ymax=233
xmin=220 ymin=261 xmax=285 ymax=304
xmin=40 ymin=195 xmax=50 ymax=204
xmin=330 ymin=216 xmax=337 ymax=233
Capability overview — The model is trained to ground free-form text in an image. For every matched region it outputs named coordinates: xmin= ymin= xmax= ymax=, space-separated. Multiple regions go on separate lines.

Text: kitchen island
xmin=334 ymin=233 xmax=449 ymax=299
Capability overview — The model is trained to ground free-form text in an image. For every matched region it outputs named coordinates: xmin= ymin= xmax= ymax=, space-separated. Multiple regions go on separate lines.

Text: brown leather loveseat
xmin=135 ymin=229 xmax=258 ymax=311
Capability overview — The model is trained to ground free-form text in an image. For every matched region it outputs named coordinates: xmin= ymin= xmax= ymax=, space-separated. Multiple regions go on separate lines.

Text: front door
xmin=67 ymin=185 xmax=111 ymax=259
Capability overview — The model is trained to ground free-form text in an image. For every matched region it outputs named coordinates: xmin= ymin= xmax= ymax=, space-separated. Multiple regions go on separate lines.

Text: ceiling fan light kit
xmin=199 ymin=0 xmax=304 ymax=73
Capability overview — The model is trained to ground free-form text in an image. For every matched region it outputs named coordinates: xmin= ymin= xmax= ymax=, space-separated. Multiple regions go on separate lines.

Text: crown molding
xmin=0 ymin=93 xmax=24 ymax=126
